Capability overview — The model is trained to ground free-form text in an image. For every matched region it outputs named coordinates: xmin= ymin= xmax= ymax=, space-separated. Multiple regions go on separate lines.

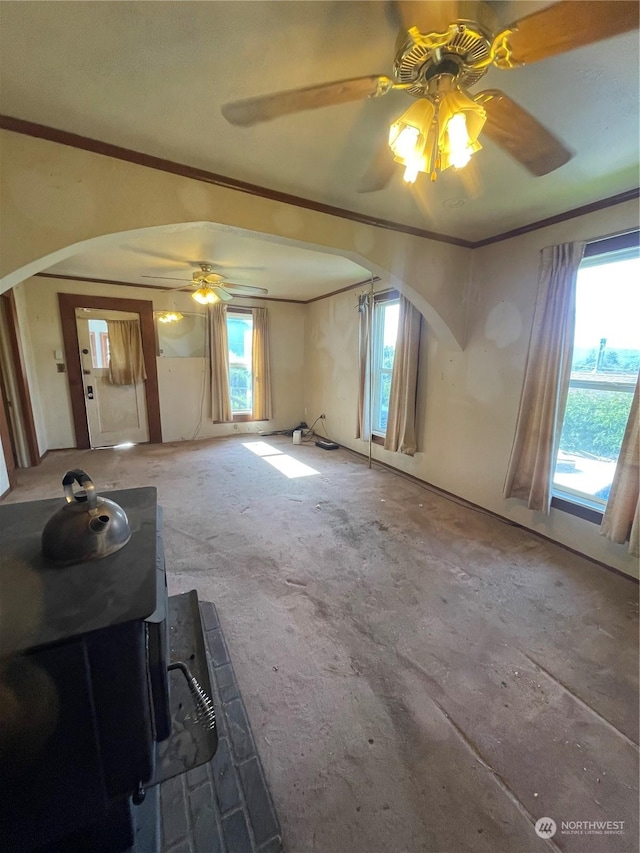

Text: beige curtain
xmin=356 ymin=293 xmax=371 ymax=440
xmin=107 ymin=319 xmax=146 ymax=386
xmin=601 ymin=374 xmax=639 ymax=556
xmin=503 ymin=241 xmax=585 ymax=512
xmin=209 ymin=304 xmax=232 ymax=423
xmin=384 ymin=295 xmax=422 ymax=456
xmin=252 ymin=307 xmax=272 ymax=421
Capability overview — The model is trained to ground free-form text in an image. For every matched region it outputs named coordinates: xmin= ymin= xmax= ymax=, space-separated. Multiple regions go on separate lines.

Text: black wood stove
xmin=0 ymin=487 xmax=217 ymax=852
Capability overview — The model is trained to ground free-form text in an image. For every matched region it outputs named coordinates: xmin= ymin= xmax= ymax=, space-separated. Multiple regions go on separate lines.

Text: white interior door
xmin=76 ymin=309 xmax=149 ymax=448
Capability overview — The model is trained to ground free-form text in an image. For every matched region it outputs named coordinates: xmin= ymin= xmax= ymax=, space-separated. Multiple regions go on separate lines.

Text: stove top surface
xmin=0 ymin=486 xmax=158 ymax=654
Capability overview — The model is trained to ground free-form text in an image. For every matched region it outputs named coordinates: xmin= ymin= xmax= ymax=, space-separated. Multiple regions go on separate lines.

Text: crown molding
xmin=33 ymin=271 xmax=381 ymax=305
xmin=472 ymin=188 xmax=640 ymax=248
xmin=2 ymin=115 xmax=637 ymax=251
xmin=0 ymin=115 xmax=472 ymax=248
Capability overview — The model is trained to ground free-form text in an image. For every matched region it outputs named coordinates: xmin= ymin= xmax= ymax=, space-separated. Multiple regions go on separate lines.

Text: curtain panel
xmin=384 ymin=295 xmax=422 ymax=456
xmin=107 ymin=319 xmax=147 ymax=386
xmin=600 ymin=374 xmax=639 ymax=556
xmin=356 ymin=293 xmax=371 ymax=440
xmin=252 ymin=307 xmax=273 ymax=421
xmin=503 ymin=241 xmax=586 ymax=512
xmin=209 ymin=304 xmax=232 ymax=423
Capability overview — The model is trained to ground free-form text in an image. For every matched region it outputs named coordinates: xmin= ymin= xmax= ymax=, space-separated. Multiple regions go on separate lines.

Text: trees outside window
xmin=372 ymin=299 xmax=399 ymax=435
xmin=227 ymin=312 xmax=253 ymax=414
xmin=553 ymin=238 xmax=639 ymax=508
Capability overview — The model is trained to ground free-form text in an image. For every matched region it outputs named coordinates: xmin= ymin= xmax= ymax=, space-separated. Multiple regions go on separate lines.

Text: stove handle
xmin=168 ymin=661 xmax=216 ymax=731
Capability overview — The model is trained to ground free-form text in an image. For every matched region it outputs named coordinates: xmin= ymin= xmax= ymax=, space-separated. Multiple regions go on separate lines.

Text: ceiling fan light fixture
xmin=192 ymin=285 xmax=220 ymax=305
xmin=389 ymin=88 xmax=486 ymax=183
xmin=446 ymin=113 xmax=473 ymax=169
xmin=389 ymin=99 xmax=436 ymax=183
xmin=438 ymin=89 xmax=486 ymax=172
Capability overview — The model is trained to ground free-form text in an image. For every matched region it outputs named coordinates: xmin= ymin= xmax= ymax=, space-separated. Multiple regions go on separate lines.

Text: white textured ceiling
xmin=0 ymin=1 xmax=638 ymax=287
xmin=42 ymin=223 xmax=373 ymax=302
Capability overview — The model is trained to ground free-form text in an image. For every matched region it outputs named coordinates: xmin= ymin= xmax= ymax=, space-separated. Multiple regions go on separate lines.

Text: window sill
xmin=551 ymin=494 xmax=603 ymax=525
xmin=371 ymin=434 xmax=385 ymax=446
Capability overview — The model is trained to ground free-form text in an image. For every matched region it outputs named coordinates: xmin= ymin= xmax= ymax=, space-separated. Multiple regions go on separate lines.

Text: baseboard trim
xmin=339 ymin=442 xmax=638 ymax=584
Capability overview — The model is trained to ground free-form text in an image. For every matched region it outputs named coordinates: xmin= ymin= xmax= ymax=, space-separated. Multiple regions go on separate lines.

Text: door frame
xmin=58 ymin=293 xmax=162 ymax=449
xmin=0 ymin=386 xmax=17 ymax=492
xmin=0 ymin=291 xmax=41 ymax=466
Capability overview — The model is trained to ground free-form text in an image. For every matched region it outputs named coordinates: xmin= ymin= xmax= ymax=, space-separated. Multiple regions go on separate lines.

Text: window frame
xmin=226 ymin=306 xmax=255 ymax=421
xmin=371 ymin=290 xmax=399 ymax=443
xmin=551 ymin=229 xmax=639 ymax=522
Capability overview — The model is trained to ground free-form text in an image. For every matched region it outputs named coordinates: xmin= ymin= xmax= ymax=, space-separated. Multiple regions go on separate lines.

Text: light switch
xmin=54 ymin=349 xmax=63 ymax=361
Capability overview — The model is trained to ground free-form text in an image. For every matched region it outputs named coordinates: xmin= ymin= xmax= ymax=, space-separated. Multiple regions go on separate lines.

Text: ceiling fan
xmin=143 ymin=262 xmax=269 ymax=305
xmin=221 ymin=0 xmax=638 ymax=189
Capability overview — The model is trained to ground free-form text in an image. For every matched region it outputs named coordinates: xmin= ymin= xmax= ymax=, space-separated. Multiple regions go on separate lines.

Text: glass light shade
xmin=389 ymin=89 xmax=486 ymax=182
xmin=438 ymin=89 xmax=486 ymax=172
xmin=392 ymin=125 xmax=420 ymax=160
xmin=192 ymin=286 xmax=220 ymax=305
xmin=446 ymin=114 xmax=472 ymax=168
xmin=389 ymin=99 xmax=436 ymax=182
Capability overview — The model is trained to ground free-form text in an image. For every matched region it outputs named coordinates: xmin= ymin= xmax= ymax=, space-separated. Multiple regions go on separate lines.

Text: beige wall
xmin=304 ymin=199 xmax=640 ymax=578
xmin=0 ymin=129 xmax=637 ymax=576
xmin=18 ymin=276 xmax=306 ymax=448
xmin=0 ymin=130 xmax=469 ymax=348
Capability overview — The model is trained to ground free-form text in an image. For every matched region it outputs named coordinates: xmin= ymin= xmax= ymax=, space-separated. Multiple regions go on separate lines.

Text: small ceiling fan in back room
xmin=221 ymin=1 xmax=639 ymax=190
xmin=143 ymin=262 xmax=269 ymax=318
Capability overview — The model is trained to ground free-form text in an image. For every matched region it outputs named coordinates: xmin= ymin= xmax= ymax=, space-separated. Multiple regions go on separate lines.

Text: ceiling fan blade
xmin=122 ymin=247 xmax=192 ymax=264
xmin=493 ymin=1 xmax=639 ymax=68
xmin=223 ymin=283 xmax=269 ymax=295
xmin=203 ymin=273 xmax=226 ymax=285
xmin=161 ymin=284 xmax=195 ymax=294
xmin=221 ymin=75 xmax=392 ymax=126
xmin=357 ymin=137 xmax=397 ymax=193
xmin=213 ymin=286 xmax=234 ymax=303
xmin=476 ymin=90 xmax=572 ymax=176
xmin=141 ymin=275 xmax=191 ymax=282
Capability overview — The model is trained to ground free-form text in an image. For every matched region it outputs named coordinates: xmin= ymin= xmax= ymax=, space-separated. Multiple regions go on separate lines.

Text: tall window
xmin=227 ymin=311 xmax=253 ymax=415
xmin=372 ymin=297 xmax=399 ymax=435
xmin=553 ymin=234 xmax=640 ymax=511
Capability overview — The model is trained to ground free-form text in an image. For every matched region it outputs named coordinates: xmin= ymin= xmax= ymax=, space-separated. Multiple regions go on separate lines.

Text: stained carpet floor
xmin=4 ymin=435 xmax=639 ymax=853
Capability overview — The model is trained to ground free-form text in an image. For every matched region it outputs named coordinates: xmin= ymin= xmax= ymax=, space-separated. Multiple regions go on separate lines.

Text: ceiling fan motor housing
xmin=394 ymin=1 xmax=498 ymax=96
xmin=192 ymin=264 xmax=225 ymax=285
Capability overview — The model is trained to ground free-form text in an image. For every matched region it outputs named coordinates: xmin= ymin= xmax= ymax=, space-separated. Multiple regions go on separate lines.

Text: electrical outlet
xmin=233 ymin=423 xmax=239 ymax=430
xmin=320 ymin=413 xmax=326 ymax=419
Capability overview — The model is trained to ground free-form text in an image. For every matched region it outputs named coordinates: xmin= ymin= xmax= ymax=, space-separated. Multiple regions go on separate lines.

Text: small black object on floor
xmin=160 ymin=601 xmax=282 ymax=853
xmin=315 ymin=439 xmax=339 ymax=450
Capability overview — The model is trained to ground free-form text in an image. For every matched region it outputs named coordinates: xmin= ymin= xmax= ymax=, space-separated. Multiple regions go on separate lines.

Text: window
xmin=227 ymin=310 xmax=253 ymax=416
xmin=88 ymin=319 xmax=109 ymax=368
xmin=372 ymin=296 xmax=399 ymax=435
xmin=552 ymin=233 xmax=640 ymax=514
